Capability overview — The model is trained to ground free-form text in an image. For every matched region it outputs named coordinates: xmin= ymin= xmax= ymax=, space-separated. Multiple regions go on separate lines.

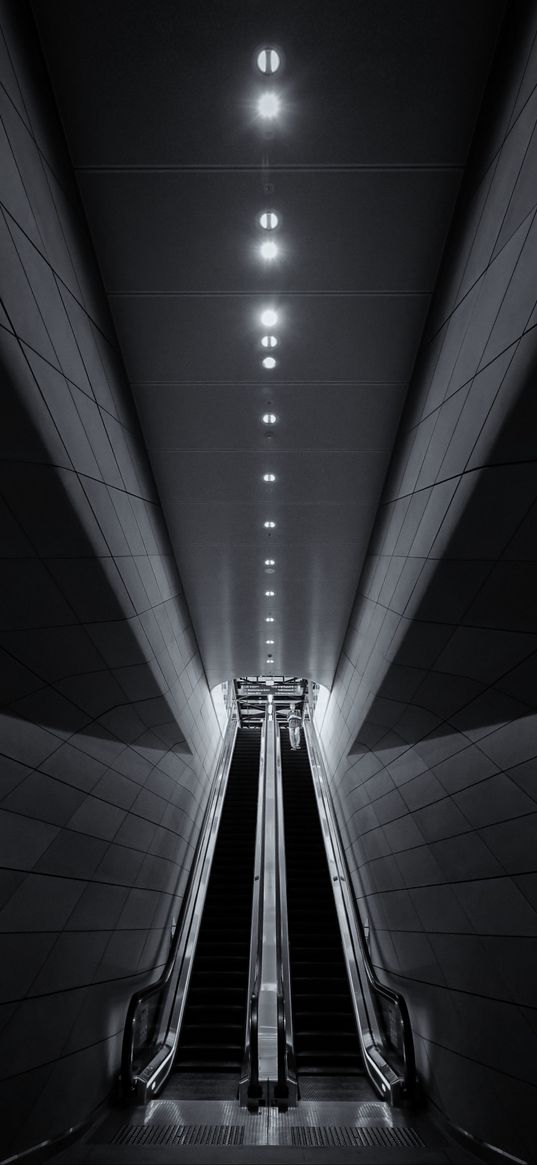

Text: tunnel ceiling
xmin=32 ymin=0 xmax=504 ymax=688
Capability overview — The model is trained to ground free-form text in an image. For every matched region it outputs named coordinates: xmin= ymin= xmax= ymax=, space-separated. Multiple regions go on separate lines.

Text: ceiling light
xmin=261 ymin=309 xmax=278 ymax=327
xmin=266 ymin=639 xmax=274 ymax=644
xmin=262 ymin=473 xmax=276 ymax=482
xmin=258 ymin=92 xmax=280 ymax=120
xmin=265 ymin=616 xmax=275 ymax=622
xmin=259 ymin=211 xmax=279 ymax=231
xmin=262 ymin=413 xmax=277 ymax=424
xmin=260 ymin=240 xmax=278 ymax=261
xmin=261 ymin=335 xmax=278 ymax=348
xmin=264 ymin=520 xmax=276 ymax=528
xmin=265 ymin=590 xmax=275 ymax=596
xmin=266 ymin=657 xmax=274 ymax=664
xmin=257 ymin=48 xmax=281 ymax=75
xmin=264 ymin=559 xmax=275 ymax=566
xmin=262 ymin=356 xmax=277 ymax=369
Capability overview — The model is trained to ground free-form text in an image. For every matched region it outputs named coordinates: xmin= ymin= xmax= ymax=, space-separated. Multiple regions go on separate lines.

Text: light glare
xmin=260 ymin=241 xmax=278 ymax=261
xmin=262 ymin=356 xmax=277 ymax=369
xmin=258 ymin=92 xmax=280 ymax=120
xmin=264 ymin=520 xmax=276 ymax=528
xmin=262 ymin=413 xmax=277 ymax=424
xmin=261 ymin=335 xmax=278 ymax=348
xmin=265 ymin=559 xmax=275 ymax=566
xmin=263 ymin=473 xmax=276 ymax=482
xmin=261 ymin=309 xmax=278 ymax=327
xmin=265 ymin=590 xmax=275 ymax=596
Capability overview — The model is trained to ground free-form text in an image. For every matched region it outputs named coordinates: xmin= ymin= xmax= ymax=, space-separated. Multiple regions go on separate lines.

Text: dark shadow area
xmin=0 ymin=333 xmax=191 ymax=754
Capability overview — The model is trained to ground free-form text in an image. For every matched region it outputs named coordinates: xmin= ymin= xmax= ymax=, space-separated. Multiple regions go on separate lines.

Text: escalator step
xmin=174 ymin=729 xmax=260 ymax=1074
xmin=281 ymin=732 xmax=363 ymax=1079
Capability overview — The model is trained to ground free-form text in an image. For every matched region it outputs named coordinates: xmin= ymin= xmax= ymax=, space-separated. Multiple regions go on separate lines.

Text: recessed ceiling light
xmin=259 ymin=211 xmax=279 ymax=231
xmin=261 ymin=335 xmax=278 ymax=349
xmin=265 ymin=616 xmax=275 ymax=622
xmin=266 ymin=639 xmax=275 ymax=644
xmin=265 ymin=590 xmax=275 ymax=596
xmin=260 ymin=240 xmax=278 ymax=261
xmin=257 ymin=48 xmax=281 ymax=75
xmin=258 ymin=92 xmax=280 ymax=119
xmin=262 ymin=413 xmax=277 ymax=424
xmin=262 ymin=356 xmax=277 ymax=369
xmin=264 ymin=559 xmax=275 ymax=566
xmin=264 ymin=520 xmax=276 ymax=528
xmin=261 ymin=309 xmax=278 ymax=327
xmin=262 ymin=473 xmax=276 ymax=482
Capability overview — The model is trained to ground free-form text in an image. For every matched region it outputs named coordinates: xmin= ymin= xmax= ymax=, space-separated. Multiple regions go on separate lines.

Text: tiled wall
xmin=0 ymin=3 xmax=224 ymax=1155
xmin=317 ymin=9 xmax=537 ymax=1160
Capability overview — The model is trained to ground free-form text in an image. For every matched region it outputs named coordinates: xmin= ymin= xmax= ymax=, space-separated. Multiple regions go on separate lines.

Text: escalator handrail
xmin=248 ymin=992 xmax=260 ymax=1098
xmin=276 ymin=992 xmax=287 ymax=1097
xmin=273 ymin=722 xmax=297 ymax=1103
xmin=120 ymin=713 xmax=238 ymax=1097
xmin=239 ymin=717 xmax=267 ymax=1102
xmin=304 ymin=718 xmax=417 ymax=1102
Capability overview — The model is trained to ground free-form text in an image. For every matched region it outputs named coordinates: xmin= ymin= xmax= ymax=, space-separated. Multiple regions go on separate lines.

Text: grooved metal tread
xmin=108 ymin=1122 xmax=426 ymax=1150
xmin=112 ymin=1124 xmax=245 ymax=1147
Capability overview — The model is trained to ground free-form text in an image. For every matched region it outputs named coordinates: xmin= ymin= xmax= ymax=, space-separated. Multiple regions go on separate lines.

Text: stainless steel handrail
xmin=239 ymin=716 xmax=267 ymax=1106
xmin=303 ymin=717 xmax=417 ymax=1106
xmin=120 ymin=714 xmax=238 ymax=1102
xmin=273 ymin=724 xmax=297 ymax=1105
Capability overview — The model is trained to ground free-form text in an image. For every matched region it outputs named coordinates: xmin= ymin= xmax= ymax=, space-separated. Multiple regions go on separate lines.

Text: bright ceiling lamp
xmin=265 ymin=616 xmax=275 ymax=622
xmin=260 ymin=240 xmax=278 ymax=261
xmin=262 ymin=413 xmax=277 ymax=424
xmin=262 ymin=356 xmax=277 ymax=369
xmin=264 ymin=559 xmax=275 ymax=566
xmin=259 ymin=211 xmax=279 ymax=230
xmin=257 ymin=48 xmax=281 ymax=75
xmin=266 ymin=639 xmax=274 ymax=644
xmin=262 ymin=473 xmax=276 ymax=482
xmin=258 ymin=92 xmax=280 ymax=119
xmin=261 ymin=308 xmax=278 ymax=328
xmin=261 ymin=335 xmax=278 ymax=348
xmin=264 ymin=520 xmax=276 ymax=528
xmin=265 ymin=590 xmax=275 ymax=596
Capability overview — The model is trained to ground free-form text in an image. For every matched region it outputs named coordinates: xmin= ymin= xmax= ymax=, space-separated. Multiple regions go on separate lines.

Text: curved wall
xmin=0 ymin=3 xmax=224 ymax=1156
xmin=317 ymin=8 xmax=537 ymax=1160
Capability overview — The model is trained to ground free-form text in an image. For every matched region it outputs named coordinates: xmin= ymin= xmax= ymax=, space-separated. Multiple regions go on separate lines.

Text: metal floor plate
xmin=91 ymin=1098 xmax=441 ymax=1147
xmin=50 ymin=1096 xmax=481 ymax=1164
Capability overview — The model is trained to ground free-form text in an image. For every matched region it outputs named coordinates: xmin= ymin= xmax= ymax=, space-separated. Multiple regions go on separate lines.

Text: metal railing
xmin=238 ymin=715 xmax=267 ymax=1105
xmin=120 ymin=715 xmax=238 ymax=1102
xmin=273 ymin=724 xmax=297 ymax=1105
xmin=303 ymin=716 xmax=417 ymax=1106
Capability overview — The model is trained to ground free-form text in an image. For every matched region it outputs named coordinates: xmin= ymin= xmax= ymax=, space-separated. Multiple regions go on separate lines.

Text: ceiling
xmin=33 ymin=0 xmax=504 ymax=688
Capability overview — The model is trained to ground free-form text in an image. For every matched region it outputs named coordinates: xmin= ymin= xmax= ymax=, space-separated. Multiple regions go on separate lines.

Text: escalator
xmin=280 ymin=730 xmax=363 ymax=1078
xmin=173 ymin=728 xmax=260 ymax=1073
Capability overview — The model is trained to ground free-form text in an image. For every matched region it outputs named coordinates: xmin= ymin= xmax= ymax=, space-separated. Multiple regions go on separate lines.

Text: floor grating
xmin=103 ymin=1117 xmax=429 ymax=1149
xmin=290 ymin=1125 xmax=425 ymax=1149
xmin=112 ymin=1124 xmax=245 ymax=1147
